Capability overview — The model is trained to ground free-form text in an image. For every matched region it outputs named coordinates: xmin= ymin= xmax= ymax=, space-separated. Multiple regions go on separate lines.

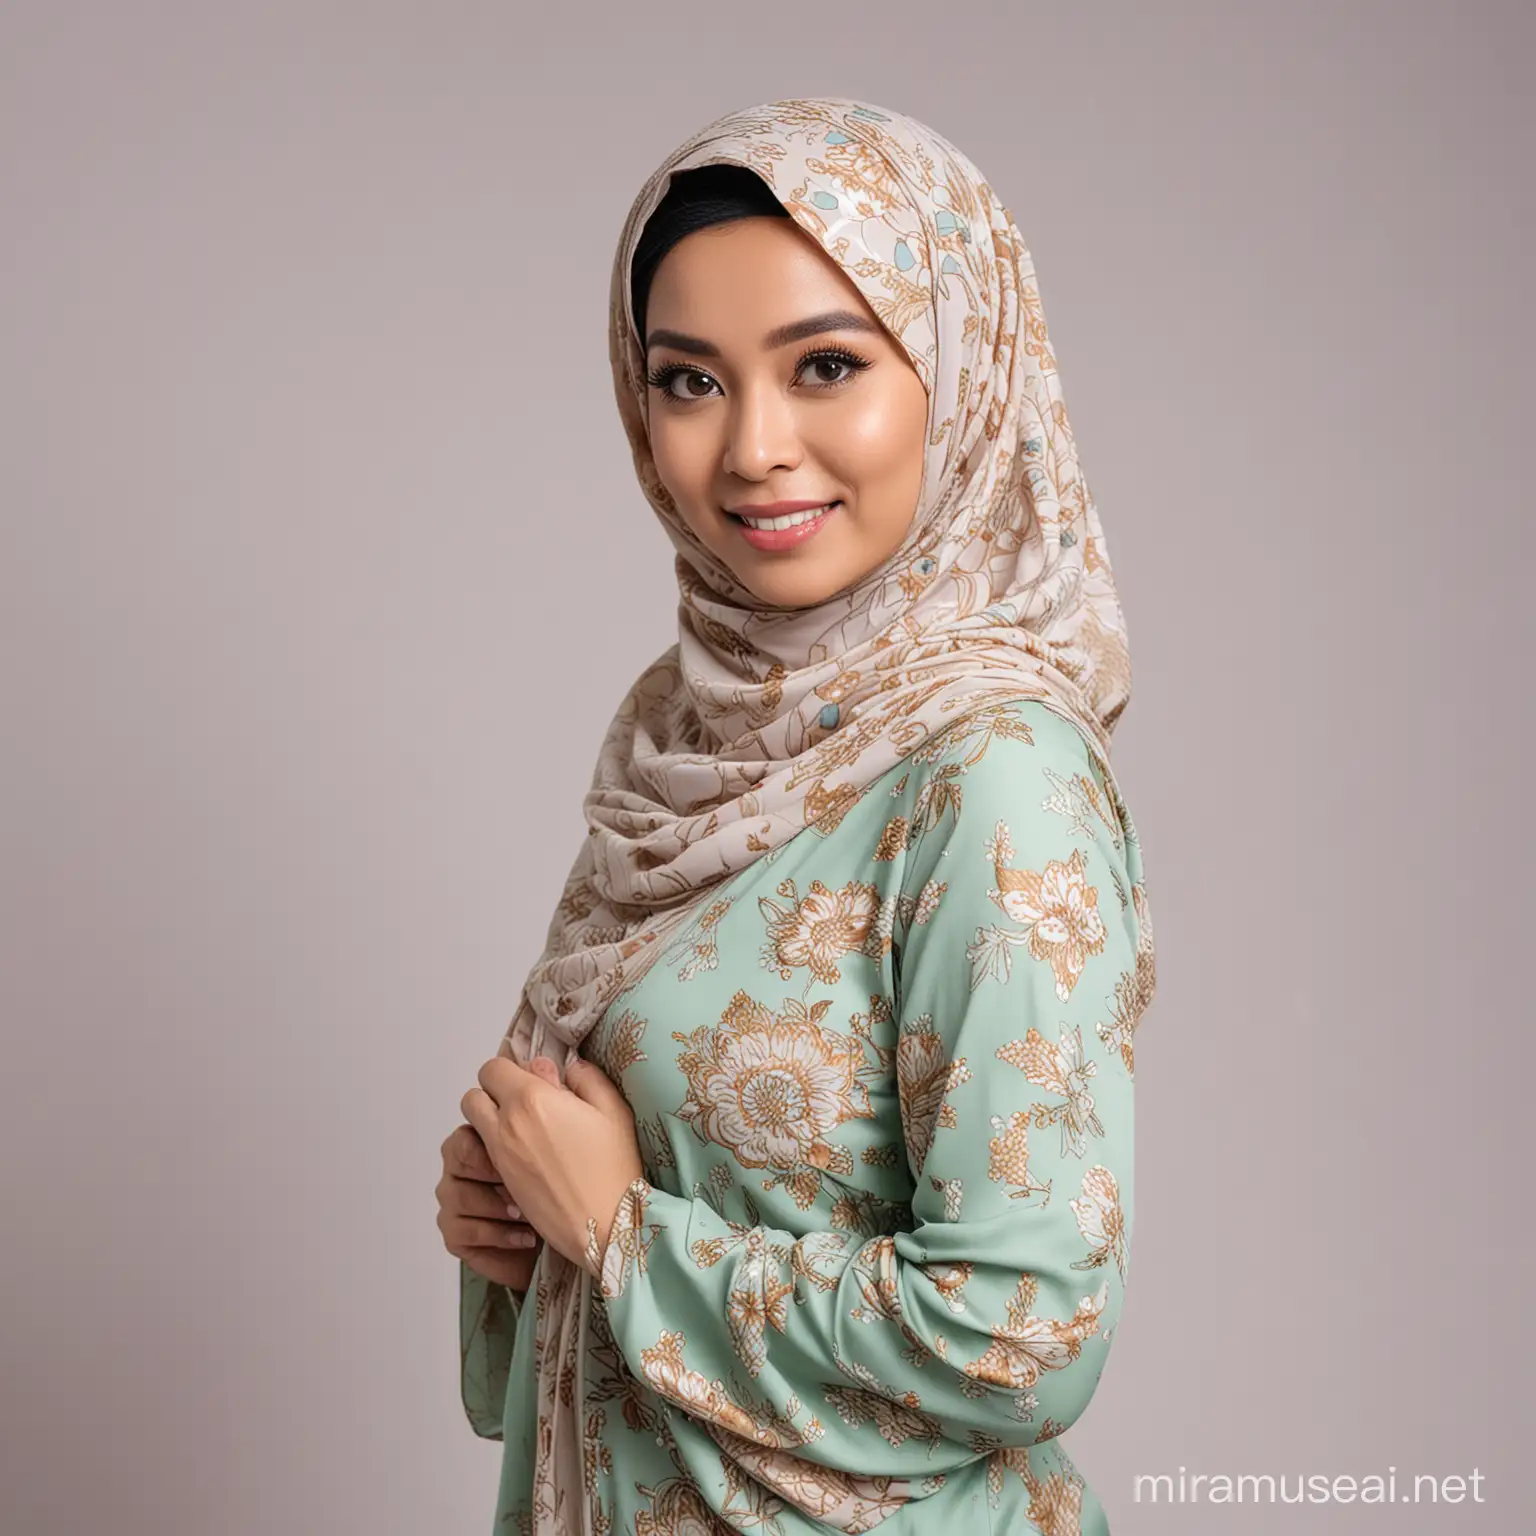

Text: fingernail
xmin=506 ymin=1203 xmax=521 ymax=1220
xmin=514 ymin=1231 xmax=536 ymax=1248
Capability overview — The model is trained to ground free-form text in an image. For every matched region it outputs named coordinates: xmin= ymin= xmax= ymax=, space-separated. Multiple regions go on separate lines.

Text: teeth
xmin=743 ymin=504 xmax=832 ymax=531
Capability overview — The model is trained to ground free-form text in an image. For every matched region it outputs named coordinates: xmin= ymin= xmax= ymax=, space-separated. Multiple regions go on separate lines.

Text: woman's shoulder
xmin=886 ymin=695 xmax=1138 ymax=889
xmin=905 ymin=696 xmax=1111 ymax=813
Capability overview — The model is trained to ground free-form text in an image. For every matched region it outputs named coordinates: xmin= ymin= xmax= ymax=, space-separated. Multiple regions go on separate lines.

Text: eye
xmin=645 ymin=363 xmax=722 ymax=402
xmin=794 ymin=346 xmax=873 ymax=390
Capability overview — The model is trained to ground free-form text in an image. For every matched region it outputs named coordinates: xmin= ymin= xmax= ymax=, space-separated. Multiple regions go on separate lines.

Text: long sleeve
xmin=595 ymin=713 xmax=1152 ymax=1489
xmin=458 ymin=1260 xmax=522 ymax=1440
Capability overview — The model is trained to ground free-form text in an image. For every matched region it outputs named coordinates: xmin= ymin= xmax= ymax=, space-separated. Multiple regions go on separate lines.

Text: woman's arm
xmin=595 ymin=713 xmax=1151 ymax=1479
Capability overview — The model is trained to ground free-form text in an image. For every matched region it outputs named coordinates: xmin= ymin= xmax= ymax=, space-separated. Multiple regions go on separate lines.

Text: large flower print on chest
xmin=672 ymin=992 xmax=873 ymax=1191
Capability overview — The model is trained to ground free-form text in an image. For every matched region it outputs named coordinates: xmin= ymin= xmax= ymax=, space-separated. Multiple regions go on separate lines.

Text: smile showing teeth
xmin=734 ymin=504 xmax=832 ymax=530
xmin=726 ymin=500 xmax=840 ymax=552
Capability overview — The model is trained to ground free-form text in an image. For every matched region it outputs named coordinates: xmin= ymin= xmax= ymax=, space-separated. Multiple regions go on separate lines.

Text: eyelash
xmin=644 ymin=345 xmax=873 ymax=402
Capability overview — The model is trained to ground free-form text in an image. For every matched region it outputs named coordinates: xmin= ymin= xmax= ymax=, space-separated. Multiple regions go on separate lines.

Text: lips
xmin=728 ymin=500 xmax=840 ymax=551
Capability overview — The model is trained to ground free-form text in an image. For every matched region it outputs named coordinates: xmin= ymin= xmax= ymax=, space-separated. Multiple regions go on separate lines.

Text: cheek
xmin=650 ymin=420 xmax=715 ymax=515
xmin=818 ymin=382 xmax=927 ymax=500
xmin=650 ymin=418 xmax=745 ymax=560
xmin=648 ymin=421 xmax=686 ymax=491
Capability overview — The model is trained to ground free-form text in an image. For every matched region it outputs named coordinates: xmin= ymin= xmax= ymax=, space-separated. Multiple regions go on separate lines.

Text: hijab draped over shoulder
xmin=485 ymin=96 xmax=1152 ymax=1529
xmin=506 ymin=97 xmax=1140 ymax=1071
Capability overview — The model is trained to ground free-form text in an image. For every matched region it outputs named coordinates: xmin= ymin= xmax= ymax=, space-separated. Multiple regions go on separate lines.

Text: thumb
xmin=566 ymin=1058 xmax=630 ymax=1117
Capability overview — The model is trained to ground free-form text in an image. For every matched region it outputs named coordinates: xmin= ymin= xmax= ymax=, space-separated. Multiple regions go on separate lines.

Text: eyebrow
xmin=644 ymin=308 xmax=883 ymax=357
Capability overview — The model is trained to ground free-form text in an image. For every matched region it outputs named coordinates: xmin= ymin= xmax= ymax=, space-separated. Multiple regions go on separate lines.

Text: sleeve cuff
xmin=457 ymin=1257 xmax=524 ymax=1441
xmin=590 ymin=1176 xmax=657 ymax=1293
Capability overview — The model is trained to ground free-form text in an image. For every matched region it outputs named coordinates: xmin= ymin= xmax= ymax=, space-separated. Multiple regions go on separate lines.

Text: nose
xmin=721 ymin=378 xmax=802 ymax=482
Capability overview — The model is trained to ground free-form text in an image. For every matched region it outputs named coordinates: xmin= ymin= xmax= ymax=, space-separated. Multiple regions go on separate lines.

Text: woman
xmin=437 ymin=98 xmax=1157 ymax=1535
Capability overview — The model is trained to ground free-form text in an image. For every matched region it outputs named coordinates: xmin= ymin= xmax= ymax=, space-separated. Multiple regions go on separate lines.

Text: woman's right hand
xmin=437 ymin=1122 xmax=542 ymax=1292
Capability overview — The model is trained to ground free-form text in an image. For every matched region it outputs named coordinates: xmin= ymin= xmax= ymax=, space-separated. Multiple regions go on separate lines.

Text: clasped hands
xmin=459 ymin=1051 xmax=644 ymax=1280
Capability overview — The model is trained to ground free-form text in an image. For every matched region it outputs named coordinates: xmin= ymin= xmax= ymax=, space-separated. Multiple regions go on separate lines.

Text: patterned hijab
xmin=489 ymin=97 xmax=1144 ymax=1527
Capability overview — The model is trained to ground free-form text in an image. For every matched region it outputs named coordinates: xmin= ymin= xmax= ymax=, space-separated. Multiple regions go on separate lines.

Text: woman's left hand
xmin=461 ymin=1054 xmax=644 ymax=1275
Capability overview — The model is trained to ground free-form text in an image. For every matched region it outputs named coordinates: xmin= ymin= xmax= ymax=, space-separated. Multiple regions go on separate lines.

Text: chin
xmin=735 ymin=570 xmax=852 ymax=609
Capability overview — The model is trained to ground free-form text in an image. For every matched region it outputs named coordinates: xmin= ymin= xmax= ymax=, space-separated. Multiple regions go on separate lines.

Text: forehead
xmin=645 ymin=218 xmax=869 ymax=330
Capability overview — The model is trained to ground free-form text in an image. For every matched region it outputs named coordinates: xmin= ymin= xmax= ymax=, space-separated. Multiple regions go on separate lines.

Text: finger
xmin=458 ymin=1216 xmax=540 ymax=1250
xmin=459 ymin=1248 xmax=539 ymax=1289
xmin=447 ymin=1174 xmax=518 ymax=1219
xmin=480 ymin=1055 xmax=544 ymax=1112
xmin=457 ymin=1241 xmax=543 ymax=1290
xmin=472 ymin=1183 xmax=522 ymax=1221
xmin=565 ymin=1058 xmax=631 ymax=1116
xmin=460 ymin=1086 xmax=500 ymax=1145
xmin=476 ymin=1055 xmax=524 ymax=1102
xmin=526 ymin=1056 xmax=562 ymax=1088
xmin=446 ymin=1125 xmax=501 ymax=1182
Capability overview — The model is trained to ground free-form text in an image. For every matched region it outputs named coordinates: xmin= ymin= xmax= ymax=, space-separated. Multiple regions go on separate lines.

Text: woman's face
xmin=641 ymin=216 xmax=929 ymax=609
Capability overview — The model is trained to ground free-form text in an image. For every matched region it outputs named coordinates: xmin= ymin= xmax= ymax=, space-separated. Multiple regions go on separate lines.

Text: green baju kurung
xmin=460 ymin=697 xmax=1152 ymax=1534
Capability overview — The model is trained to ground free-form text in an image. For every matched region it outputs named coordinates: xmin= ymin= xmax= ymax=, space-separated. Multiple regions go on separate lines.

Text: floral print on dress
xmin=996 ymin=1024 xmax=1104 ymax=1160
xmin=894 ymin=1012 xmax=972 ymax=1176
xmin=970 ymin=821 xmax=1109 ymax=1001
xmin=463 ymin=700 xmax=1151 ymax=1534
xmin=758 ymin=878 xmax=885 ymax=983
xmin=672 ymin=992 xmax=878 ymax=1196
xmin=486 ymin=698 xmax=1154 ymax=1532
xmin=1069 ymin=1165 xmax=1129 ymax=1282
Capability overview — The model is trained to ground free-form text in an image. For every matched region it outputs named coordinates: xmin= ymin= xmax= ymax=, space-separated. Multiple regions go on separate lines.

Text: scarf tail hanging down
xmin=470 ymin=96 xmax=1155 ymax=1534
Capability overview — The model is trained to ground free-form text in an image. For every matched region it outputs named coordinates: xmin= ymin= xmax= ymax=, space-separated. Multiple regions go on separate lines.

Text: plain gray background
xmin=2 ymin=2 xmax=1529 ymax=1531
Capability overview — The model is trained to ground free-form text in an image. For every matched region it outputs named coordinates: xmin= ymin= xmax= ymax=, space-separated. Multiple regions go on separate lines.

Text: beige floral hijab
xmin=484 ymin=96 xmax=1145 ymax=1529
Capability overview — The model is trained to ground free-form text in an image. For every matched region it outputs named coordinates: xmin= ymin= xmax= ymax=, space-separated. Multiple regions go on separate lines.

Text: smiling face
xmin=641 ymin=216 xmax=930 ymax=609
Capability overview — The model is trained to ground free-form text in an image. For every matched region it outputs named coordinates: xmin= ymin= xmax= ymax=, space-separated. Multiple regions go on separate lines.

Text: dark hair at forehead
xmin=630 ymin=162 xmax=792 ymax=344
